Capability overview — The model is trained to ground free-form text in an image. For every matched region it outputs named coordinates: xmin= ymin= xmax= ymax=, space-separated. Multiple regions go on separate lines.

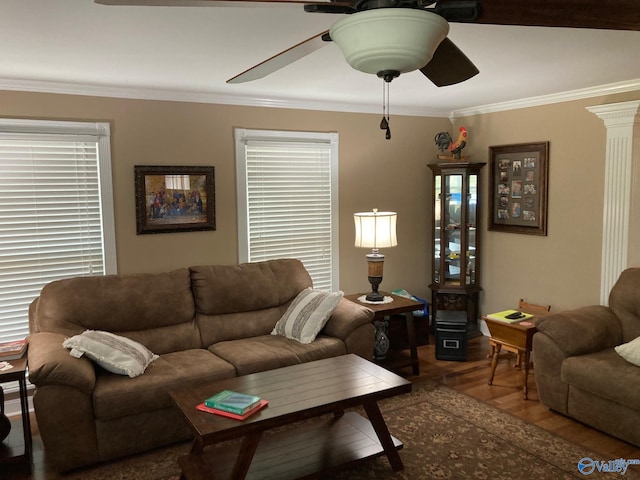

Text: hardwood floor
xmin=409 ymin=335 xmax=640 ymax=461
xmin=3 ymin=334 xmax=640 ymax=479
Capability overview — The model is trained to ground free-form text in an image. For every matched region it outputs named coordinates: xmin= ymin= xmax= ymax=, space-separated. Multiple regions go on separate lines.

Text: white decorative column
xmin=587 ymin=101 xmax=640 ymax=305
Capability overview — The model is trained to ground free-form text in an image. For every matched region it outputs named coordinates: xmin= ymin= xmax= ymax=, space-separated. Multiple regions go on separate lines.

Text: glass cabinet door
xmin=434 ymin=174 xmax=441 ymax=283
xmin=429 ymin=162 xmax=484 ymax=289
xmin=466 ymin=173 xmax=478 ymax=285
xmin=444 ymin=174 xmax=463 ymax=284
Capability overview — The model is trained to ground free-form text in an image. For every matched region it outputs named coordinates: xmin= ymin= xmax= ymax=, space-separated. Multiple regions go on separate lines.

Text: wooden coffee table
xmin=169 ymin=354 xmax=411 ymax=480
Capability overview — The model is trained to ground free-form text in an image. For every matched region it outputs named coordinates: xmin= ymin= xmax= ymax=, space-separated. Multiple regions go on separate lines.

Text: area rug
xmin=61 ymin=379 xmax=640 ymax=480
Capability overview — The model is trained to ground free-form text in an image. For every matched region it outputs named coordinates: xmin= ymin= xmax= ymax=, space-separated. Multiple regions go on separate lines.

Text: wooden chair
xmin=488 ymin=299 xmax=551 ymax=367
xmin=518 ymin=298 xmax=552 ymax=317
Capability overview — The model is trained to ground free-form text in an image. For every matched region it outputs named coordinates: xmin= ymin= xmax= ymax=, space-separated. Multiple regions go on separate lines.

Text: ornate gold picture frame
xmin=134 ymin=165 xmax=215 ymax=235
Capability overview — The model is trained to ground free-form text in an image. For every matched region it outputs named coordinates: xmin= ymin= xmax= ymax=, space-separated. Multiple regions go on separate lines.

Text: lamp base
xmin=366 ymin=291 xmax=385 ymax=302
xmin=366 ymin=275 xmax=384 ymax=302
xmin=373 ymin=319 xmax=390 ymax=360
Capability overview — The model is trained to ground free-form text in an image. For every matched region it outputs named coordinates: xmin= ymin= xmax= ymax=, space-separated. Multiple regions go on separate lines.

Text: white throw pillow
xmin=271 ymin=288 xmax=344 ymax=344
xmin=615 ymin=335 xmax=640 ymax=367
xmin=63 ymin=330 xmax=158 ymax=378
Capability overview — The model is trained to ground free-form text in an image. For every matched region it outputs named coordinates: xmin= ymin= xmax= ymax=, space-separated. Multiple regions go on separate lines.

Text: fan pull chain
xmin=380 ymin=80 xmax=388 ymax=130
xmin=385 ymin=80 xmax=391 ymax=140
xmin=379 ymin=79 xmax=391 ymax=140
xmin=377 ymin=70 xmax=398 ymax=140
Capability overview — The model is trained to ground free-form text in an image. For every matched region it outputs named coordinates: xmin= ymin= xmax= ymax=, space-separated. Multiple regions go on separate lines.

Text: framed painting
xmin=134 ymin=165 xmax=215 ymax=235
xmin=488 ymin=142 xmax=549 ymax=236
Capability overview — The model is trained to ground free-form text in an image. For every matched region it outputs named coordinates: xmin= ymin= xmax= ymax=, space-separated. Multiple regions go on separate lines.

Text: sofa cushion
xmin=190 ymin=259 xmax=312 ymax=316
xmin=92 ymin=349 xmax=236 ymax=420
xmin=562 ymin=348 xmax=640 ymax=411
xmin=609 ymin=267 xmax=640 ymax=342
xmin=615 ymin=335 xmax=640 ymax=366
xmin=31 ymin=268 xmax=201 ymax=354
xmin=271 ymin=289 xmax=343 ymax=344
xmin=191 ymin=259 xmax=314 ymax=345
xmin=63 ymin=330 xmax=159 ymax=378
xmin=534 ymin=306 xmax=621 ymax=357
xmin=209 ymin=334 xmax=346 ymax=376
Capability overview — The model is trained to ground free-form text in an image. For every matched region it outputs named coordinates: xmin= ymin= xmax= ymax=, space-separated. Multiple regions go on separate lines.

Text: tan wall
xmin=3 ymin=87 xmax=639 ymax=316
xmin=0 ymin=90 xmax=449 ymax=300
xmin=455 ymin=90 xmax=640 ymax=314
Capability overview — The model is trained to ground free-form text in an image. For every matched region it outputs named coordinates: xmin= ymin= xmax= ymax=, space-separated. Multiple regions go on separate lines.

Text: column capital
xmin=587 ymin=100 xmax=640 ymax=127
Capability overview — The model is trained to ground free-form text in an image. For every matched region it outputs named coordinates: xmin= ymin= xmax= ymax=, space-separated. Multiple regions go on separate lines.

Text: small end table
xmin=0 ymin=356 xmax=32 ymax=468
xmin=345 ymin=292 xmax=424 ymax=375
xmin=482 ymin=316 xmax=537 ymax=400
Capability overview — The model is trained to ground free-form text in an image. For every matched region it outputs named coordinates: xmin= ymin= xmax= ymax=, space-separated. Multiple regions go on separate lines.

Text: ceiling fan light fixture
xmin=329 ymin=9 xmax=449 ymax=75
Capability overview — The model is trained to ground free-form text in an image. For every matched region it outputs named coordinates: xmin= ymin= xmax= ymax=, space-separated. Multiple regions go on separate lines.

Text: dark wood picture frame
xmin=134 ymin=165 xmax=215 ymax=235
xmin=488 ymin=142 xmax=549 ymax=236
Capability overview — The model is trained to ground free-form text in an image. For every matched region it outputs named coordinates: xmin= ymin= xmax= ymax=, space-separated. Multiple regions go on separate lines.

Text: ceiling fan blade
xmin=227 ymin=31 xmax=330 ymax=83
xmin=95 ymin=0 xmax=354 ymax=6
xmin=472 ymin=0 xmax=640 ymax=31
xmin=420 ymin=37 xmax=479 ymax=87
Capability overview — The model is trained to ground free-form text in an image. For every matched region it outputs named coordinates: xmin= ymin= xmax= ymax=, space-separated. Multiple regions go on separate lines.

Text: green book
xmin=204 ymin=390 xmax=262 ymax=415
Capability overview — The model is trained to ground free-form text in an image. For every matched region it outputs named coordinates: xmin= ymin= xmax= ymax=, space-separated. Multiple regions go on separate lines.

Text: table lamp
xmin=354 ymin=208 xmax=398 ymax=302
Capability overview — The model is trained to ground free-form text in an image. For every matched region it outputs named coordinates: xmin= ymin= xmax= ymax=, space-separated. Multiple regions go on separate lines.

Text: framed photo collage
xmin=488 ymin=142 xmax=549 ymax=236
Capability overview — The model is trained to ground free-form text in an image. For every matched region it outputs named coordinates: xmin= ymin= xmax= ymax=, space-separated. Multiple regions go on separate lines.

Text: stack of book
xmin=196 ymin=389 xmax=268 ymax=420
xmin=0 ymin=338 xmax=28 ymax=361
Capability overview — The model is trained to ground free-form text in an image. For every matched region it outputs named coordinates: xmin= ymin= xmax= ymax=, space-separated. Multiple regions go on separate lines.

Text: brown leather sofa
xmin=533 ymin=267 xmax=640 ymax=447
xmin=27 ymin=259 xmax=375 ymax=471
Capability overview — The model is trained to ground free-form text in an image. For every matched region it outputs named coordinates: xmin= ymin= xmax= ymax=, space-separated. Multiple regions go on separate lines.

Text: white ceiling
xmin=2 ymin=0 xmax=640 ymax=117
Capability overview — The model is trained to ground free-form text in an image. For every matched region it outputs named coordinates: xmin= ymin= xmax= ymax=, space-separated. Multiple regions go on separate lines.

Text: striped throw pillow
xmin=616 ymin=335 xmax=640 ymax=367
xmin=271 ymin=288 xmax=344 ymax=344
xmin=63 ymin=330 xmax=158 ymax=378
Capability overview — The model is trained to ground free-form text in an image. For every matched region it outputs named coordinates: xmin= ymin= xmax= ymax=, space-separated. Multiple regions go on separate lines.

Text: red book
xmin=0 ymin=338 xmax=28 ymax=358
xmin=196 ymin=399 xmax=269 ymax=420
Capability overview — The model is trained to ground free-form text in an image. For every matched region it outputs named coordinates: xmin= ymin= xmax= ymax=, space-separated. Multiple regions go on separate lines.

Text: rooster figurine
xmin=434 ymin=126 xmax=468 ymax=161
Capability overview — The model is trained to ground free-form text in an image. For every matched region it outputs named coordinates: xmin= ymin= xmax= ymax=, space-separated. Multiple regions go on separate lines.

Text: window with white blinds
xmin=235 ymin=129 xmax=339 ymax=291
xmin=0 ymin=119 xmax=116 ymax=343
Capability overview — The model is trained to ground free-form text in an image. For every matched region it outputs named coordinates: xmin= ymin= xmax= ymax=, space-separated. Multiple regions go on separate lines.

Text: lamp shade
xmin=329 ymin=9 xmax=449 ymax=75
xmin=354 ymin=210 xmax=398 ymax=249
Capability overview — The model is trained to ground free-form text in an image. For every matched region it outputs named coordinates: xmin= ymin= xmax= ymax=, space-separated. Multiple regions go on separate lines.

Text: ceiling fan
xmin=94 ymin=0 xmax=640 ymax=85
xmin=95 ymin=0 xmax=640 ymax=137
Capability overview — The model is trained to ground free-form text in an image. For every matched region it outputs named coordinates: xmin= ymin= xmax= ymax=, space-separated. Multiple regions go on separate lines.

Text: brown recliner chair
xmin=533 ymin=267 xmax=640 ymax=447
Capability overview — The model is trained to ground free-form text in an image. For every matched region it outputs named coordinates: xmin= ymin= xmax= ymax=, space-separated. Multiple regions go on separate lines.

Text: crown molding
xmin=1 ymin=77 xmax=639 ymax=120
xmin=450 ymin=79 xmax=640 ymax=121
xmin=0 ymin=77 xmax=451 ymax=118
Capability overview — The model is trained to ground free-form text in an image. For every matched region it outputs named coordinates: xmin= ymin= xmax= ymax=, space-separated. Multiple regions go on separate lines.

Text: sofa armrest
xmin=322 ymin=298 xmax=374 ymax=340
xmin=534 ymin=305 xmax=622 ymax=357
xmin=28 ymin=331 xmax=96 ymax=395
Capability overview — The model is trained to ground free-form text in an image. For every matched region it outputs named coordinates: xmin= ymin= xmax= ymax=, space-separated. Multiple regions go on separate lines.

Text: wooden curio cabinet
xmin=428 ymin=162 xmax=485 ymax=336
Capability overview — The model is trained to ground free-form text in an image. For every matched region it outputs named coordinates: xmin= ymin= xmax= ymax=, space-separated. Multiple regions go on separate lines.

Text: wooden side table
xmin=482 ymin=316 xmax=537 ymax=399
xmin=0 ymin=356 xmax=32 ymax=468
xmin=345 ymin=292 xmax=424 ymax=375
